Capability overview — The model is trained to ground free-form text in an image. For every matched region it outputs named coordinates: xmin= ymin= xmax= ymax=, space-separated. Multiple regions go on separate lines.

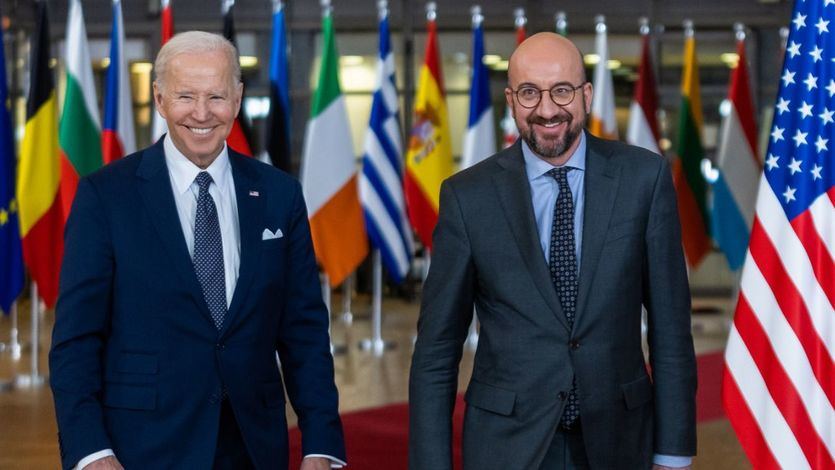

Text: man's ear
xmin=233 ymin=82 xmax=244 ymax=118
xmin=504 ymin=88 xmax=514 ymax=115
xmin=583 ymin=82 xmax=593 ymax=115
xmin=152 ymin=82 xmax=166 ymax=119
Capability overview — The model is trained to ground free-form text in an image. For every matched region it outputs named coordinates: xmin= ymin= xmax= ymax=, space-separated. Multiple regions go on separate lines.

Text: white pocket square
xmin=262 ymin=228 xmax=284 ymax=240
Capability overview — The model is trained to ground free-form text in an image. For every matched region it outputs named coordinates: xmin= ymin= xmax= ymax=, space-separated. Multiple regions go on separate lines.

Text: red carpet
xmin=289 ymin=351 xmax=725 ymax=469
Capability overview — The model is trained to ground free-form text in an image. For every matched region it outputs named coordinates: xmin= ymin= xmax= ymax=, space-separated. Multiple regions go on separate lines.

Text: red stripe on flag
xmin=227 ymin=119 xmax=252 ymax=156
xmin=59 ymin=152 xmax=80 ymax=223
xmin=722 ymin=366 xmax=782 ymax=470
xmin=733 ymin=293 xmax=835 ymax=467
xmin=790 ymin=211 xmax=835 ymax=308
xmin=749 ymin=218 xmax=835 ymax=408
xmin=423 ymin=21 xmax=445 ymax=97
xmin=404 ymin=171 xmax=438 ymax=250
xmin=729 ymin=40 xmax=759 ymax=165
xmin=101 ymin=129 xmax=124 ymax=164
xmin=21 ymin=196 xmax=63 ymax=308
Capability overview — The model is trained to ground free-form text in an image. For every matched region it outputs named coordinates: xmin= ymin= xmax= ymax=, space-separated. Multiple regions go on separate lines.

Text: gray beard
xmin=523 ymin=118 xmax=583 ymax=160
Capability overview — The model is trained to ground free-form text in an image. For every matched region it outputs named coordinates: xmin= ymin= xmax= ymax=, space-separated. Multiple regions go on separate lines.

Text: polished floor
xmin=0 ymin=292 xmax=750 ymax=469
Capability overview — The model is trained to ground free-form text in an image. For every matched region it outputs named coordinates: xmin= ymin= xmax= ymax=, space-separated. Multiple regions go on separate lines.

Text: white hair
xmin=154 ymin=31 xmax=240 ymax=91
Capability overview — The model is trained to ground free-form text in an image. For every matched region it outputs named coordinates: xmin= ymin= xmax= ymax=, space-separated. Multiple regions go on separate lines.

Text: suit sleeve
xmin=275 ymin=180 xmax=345 ymax=462
xmin=642 ymin=157 xmax=698 ymax=456
xmin=409 ymin=181 xmax=476 ymax=470
xmin=49 ymin=178 xmax=115 ymax=470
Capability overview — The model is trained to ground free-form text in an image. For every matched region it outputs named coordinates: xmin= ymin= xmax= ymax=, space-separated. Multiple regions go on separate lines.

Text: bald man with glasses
xmin=409 ymin=33 xmax=697 ymax=470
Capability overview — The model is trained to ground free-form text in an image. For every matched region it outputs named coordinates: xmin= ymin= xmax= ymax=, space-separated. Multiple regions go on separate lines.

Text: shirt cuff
xmin=74 ymin=449 xmax=115 ymax=470
xmin=652 ymin=454 xmax=693 ymax=468
xmin=304 ymin=454 xmax=347 ymax=468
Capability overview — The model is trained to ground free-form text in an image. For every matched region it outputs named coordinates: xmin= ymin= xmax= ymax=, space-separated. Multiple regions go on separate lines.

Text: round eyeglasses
xmin=511 ymin=83 xmax=586 ymax=109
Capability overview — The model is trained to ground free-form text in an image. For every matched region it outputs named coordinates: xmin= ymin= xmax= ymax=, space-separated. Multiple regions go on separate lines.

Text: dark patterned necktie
xmin=193 ymin=171 xmax=226 ymax=330
xmin=547 ymin=167 xmax=580 ymax=429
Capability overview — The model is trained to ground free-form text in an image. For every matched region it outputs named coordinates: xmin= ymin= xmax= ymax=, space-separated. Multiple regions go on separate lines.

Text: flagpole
xmin=339 ymin=273 xmax=353 ymax=325
xmin=10 ymin=302 xmax=21 ymax=360
xmin=16 ymin=283 xmax=44 ymax=387
xmin=359 ymin=250 xmax=395 ymax=355
xmin=555 ymin=11 xmax=567 ymax=36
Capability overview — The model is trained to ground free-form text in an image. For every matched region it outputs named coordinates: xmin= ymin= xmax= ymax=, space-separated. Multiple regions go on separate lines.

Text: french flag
xmin=102 ymin=0 xmax=135 ymax=163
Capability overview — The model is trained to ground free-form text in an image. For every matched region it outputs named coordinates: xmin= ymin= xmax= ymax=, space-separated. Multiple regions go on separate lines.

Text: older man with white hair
xmin=50 ymin=31 xmax=345 ymax=470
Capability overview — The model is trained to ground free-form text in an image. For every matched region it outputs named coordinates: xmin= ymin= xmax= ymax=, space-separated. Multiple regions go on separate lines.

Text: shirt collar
xmin=164 ymin=134 xmax=230 ymax=195
xmin=522 ymin=131 xmax=587 ymax=181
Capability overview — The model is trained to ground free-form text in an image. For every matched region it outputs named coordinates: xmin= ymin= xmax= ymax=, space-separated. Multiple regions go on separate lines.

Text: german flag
xmin=16 ymin=1 xmax=63 ymax=308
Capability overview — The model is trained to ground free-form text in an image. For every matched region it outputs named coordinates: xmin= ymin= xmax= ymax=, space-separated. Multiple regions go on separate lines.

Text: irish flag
xmin=673 ymin=22 xmax=712 ymax=268
xmin=17 ymin=2 xmax=63 ymax=308
xmin=589 ymin=15 xmax=618 ymax=140
xmin=59 ymin=0 xmax=102 ymax=221
xmin=404 ymin=9 xmax=454 ymax=249
xmin=300 ymin=11 xmax=367 ymax=287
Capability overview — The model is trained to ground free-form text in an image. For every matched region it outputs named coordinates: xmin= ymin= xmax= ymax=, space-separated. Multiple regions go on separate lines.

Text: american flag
xmin=722 ymin=1 xmax=835 ymax=468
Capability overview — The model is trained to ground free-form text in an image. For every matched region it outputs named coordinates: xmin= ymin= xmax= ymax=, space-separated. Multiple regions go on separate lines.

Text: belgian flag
xmin=16 ymin=1 xmax=63 ymax=308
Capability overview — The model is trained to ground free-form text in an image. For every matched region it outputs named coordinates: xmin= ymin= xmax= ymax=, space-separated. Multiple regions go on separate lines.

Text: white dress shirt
xmin=76 ymin=136 xmax=343 ymax=469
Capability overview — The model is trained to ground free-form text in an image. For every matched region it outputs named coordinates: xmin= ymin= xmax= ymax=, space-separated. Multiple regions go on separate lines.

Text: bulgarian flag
xmin=17 ymin=1 xmax=63 ymax=308
xmin=102 ymin=0 xmax=136 ymax=163
xmin=673 ymin=22 xmax=711 ymax=268
xmin=589 ymin=15 xmax=618 ymax=140
xmin=404 ymin=8 xmax=455 ymax=250
xmin=151 ymin=0 xmax=173 ymax=143
xmin=59 ymin=0 xmax=102 ymax=221
xmin=300 ymin=10 xmax=368 ymax=287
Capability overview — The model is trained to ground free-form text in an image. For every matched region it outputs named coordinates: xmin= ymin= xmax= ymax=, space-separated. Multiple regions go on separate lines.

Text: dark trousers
xmin=213 ymin=399 xmax=255 ymax=470
xmin=538 ymin=422 xmax=590 ymax=470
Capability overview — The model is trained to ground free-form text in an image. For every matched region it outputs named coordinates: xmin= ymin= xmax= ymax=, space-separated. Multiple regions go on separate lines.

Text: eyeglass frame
xmin=509 ymin=82 xmax=589 ymax=109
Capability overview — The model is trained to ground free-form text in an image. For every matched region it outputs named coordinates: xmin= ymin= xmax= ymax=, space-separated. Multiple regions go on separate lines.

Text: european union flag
xmin=0 ymin=25 xmax=23 ymax=314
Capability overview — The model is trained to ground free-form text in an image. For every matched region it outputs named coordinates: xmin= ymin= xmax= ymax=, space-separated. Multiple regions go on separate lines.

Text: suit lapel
xmin=575 ymin=135 xmax=620 ymax=328
xmin=220 ymin=152 xmax=264 ymax=337
xmin=493 ymin=143 xmax=570 ymax=331
xmin=135 ymin=141 xmax=215 ymax=327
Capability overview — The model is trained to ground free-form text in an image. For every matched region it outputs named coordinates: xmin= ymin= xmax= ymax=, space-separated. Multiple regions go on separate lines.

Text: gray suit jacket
xmin=409 ymin=133 xmax=697 ymax=470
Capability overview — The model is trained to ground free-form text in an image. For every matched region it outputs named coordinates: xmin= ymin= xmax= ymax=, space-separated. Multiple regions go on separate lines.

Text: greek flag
xmin=359 ymin=12 xmax=413 ymax=283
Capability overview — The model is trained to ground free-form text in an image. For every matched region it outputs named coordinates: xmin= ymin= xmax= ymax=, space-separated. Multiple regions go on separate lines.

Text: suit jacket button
xmin=216 ymin=343 xmax=225 ymax=350
xmin=558 ymin=391 xmax=568 ymax=400
xmin=569 ymin=340 xmax=580 ymax=350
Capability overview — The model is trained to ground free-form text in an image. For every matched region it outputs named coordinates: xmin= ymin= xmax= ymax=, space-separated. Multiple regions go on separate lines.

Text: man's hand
xmin=83 ymin=456 xmax=124 ymax=470
xmin=652 ymin=465 xmax=691 ymax=470
xmin=300 ymin=456 xmax=332 ymax=470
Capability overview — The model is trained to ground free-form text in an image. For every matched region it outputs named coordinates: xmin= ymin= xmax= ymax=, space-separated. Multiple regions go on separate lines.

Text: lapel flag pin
xmin=249 ymin=190 xmax=260 ymax=197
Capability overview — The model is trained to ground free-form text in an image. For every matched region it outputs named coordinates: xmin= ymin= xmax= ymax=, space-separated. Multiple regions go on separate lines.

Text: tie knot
xmin=547 ymin=167 xmax=571 ymax=184
xmin=195 ymin=171 xmax=213 ymax=192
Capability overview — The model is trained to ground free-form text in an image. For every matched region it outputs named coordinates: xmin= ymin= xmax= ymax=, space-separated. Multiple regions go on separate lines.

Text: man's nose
xmin=535 ymin=92 xmax=561 ymax=118
xmin=191 ymin=98 xmax=210 ymax=120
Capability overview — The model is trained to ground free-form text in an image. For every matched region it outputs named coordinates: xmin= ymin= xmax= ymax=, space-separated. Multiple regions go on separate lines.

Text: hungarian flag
xmin=222 ymin=0 xmax=253 ymax=157
xmin=461 ymin=8 xmax=495 ymax=170
xmin=710 ymin=29 xmax=760 ymax=271
xmin=589 ymin=15 xmax=618 ymax=140
xmin=60 ymin=0 xmax=102 ymax=221
xmin=300 ymin=10 xmax=367 ymax=287
xmin=16 ymin=1 xmax=63 ymax=308
xmin=673 ymin=24 xmax=711 ymax=268
xmin=626 ymin=22 xmax=662 ymax=155
xmin=501 ymin=8 xmax=526 ymax=149
xmin=404 ymin=12 xmax=454 ymax=250
xmin=151 ymin=0 xmax=173 ymax=143
xmin=102 ymin=0 xmax=136 ymax=163
xmin=266 ymin=0 xmax=291 ymax=172
xmin=0 ymin=13 xmax=22 ymax=314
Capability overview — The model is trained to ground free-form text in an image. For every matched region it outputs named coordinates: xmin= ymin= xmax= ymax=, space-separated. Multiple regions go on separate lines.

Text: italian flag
xmin=300 ymin=13 xmax=368 ymax=287
xmin=673 ymin=30 xmax=711 ymax=268
xmin=59 ymin=0 xmax=102 ymax=221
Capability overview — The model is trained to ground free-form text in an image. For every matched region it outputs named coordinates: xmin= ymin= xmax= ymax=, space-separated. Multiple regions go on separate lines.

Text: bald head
xmin=508 ymin=32 xmax=587 ymax=88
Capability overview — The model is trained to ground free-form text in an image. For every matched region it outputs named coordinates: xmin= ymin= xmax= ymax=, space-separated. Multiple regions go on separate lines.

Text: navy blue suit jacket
xmin=50 ymin=139 xmax=345 ymax=469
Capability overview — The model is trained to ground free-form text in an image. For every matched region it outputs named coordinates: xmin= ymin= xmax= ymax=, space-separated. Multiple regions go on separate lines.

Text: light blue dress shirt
xmin=521 ymin=133 xmax=692 ymax=469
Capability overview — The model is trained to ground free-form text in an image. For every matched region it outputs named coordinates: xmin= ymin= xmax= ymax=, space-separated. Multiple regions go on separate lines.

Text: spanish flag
xmin=673 ymin=22 xmax=711 ymax=268
xmin=16 ymin=1 xmax=63 ymax=308
xmin=404 ymin=11 xmax=454 ymax=250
